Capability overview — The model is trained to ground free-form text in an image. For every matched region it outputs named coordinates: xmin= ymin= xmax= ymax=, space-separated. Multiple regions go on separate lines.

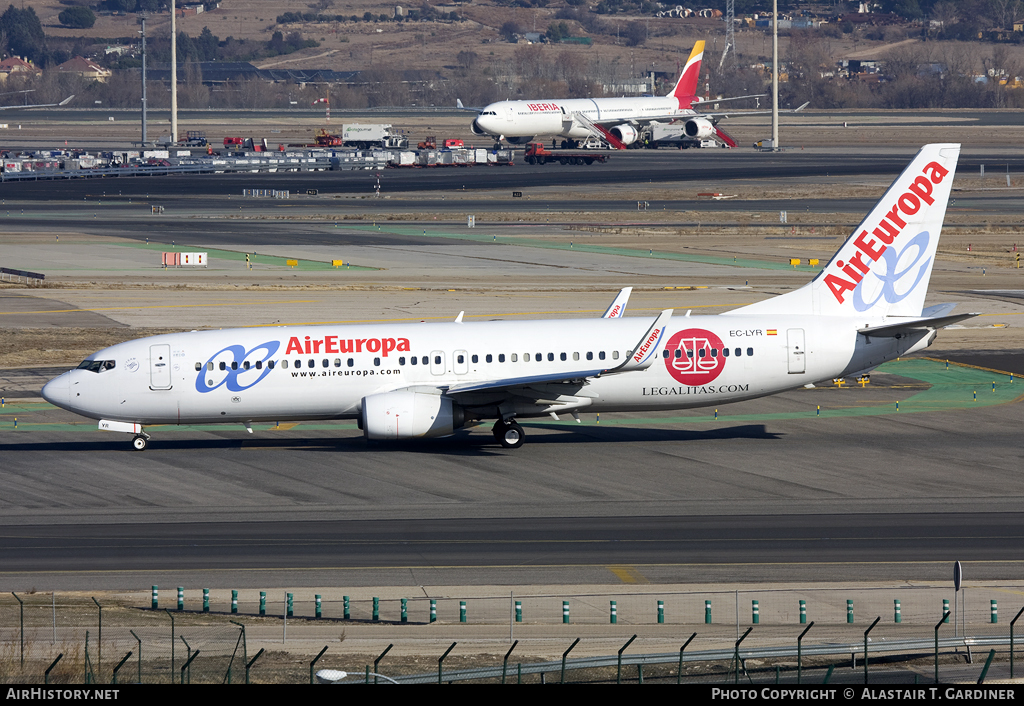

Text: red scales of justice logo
xmin=664 ymin=328 xmax=727 ymax=385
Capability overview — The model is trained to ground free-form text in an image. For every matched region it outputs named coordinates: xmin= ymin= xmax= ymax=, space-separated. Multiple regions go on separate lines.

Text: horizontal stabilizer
xmin=858 ymin=313 xmax=979 ymax=338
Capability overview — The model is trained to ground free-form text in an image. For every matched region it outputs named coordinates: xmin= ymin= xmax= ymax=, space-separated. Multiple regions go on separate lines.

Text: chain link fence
xmin=2 ymin=586 xmax=1021 ymax=684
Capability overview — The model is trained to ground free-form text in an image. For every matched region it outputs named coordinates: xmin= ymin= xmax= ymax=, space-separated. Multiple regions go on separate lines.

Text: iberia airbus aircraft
xmin=466 ymin=41 xmax=777 ymax=149
xmin=43 ymin=144 xmax=969 ymax=451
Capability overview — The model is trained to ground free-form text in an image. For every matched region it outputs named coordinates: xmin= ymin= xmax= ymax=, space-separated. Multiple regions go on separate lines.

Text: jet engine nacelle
xmin=609 ymin=124 xmax=640 ymax=145
xmin=505 ymin=135 xmax=534 ymax=144
xmin=684 ymin=117 xmax=715 ymax=139
xmin=361 ymin=391 xmax=465 ymax=440
xmin=470 ymin=120 xmax=487 ymax=136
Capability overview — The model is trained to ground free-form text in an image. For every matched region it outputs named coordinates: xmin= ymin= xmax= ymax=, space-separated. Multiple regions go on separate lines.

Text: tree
xmin=500 ymin=20 xmax=521 ymax=42
xmin=58 ymin=7 xmax=96 ymax=29
xmin=624 ymin=21 xmax=646 ymax=47
xmin=1 ymin=5 xmax=46 ymax=62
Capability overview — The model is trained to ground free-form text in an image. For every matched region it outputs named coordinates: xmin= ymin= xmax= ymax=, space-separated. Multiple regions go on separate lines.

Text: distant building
xmin=0 ymin=57 xmax=41 ymax=84
xmin=56 ymin=56 xmax=112 ymax=83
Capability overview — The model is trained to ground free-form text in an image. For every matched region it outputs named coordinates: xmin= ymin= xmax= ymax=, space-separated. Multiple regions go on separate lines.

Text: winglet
xmin=606 ymin=309 xmax=673 ymax=374
xmin=58 ymin=95 xmax=75 ymax=107
xmin=456 ymin=98 xmax=465 ymax=109
xmin=455 ymin=311 xmax=465 ymax=323
xmin=602 ymin=287 xmax=632 ymax=318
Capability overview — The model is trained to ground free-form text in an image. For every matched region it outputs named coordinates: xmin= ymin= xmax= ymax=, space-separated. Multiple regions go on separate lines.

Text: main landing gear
xmin=492 ymin=419 xmax=524 ymax=449
xmin=132 ymin=431 xmax=151 ymax=451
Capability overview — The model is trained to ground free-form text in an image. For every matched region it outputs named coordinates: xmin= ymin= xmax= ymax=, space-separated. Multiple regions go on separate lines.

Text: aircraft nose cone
xmin=41 ymin=373 xmax=70 ymax=408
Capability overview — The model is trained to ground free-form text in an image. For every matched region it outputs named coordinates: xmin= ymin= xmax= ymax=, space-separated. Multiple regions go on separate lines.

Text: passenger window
xmin=231 ymin=361 xmax=238 ymax=371
xmin=688 ymin=350 xmax=694 ymax=358
xmin=207 ymin=362 xmax=214 ymax=371
xmin=374 ymin=357 xmax=381 ymax=366
xmin=347 ymin=358 xmax=354 ymax=367
xmin=322 ymin=359 xmax=329 ymax=368
xmin=560 ymin=352 xmax=566 ymax=361
xmin=537 ymin=353 xmax=543 ymax=363
xmin=547 ymin=353 xmax=554 ymax=362
xmin=573 ymin=352 xmax=579 ymax=361
xmin=735 ymin=348 xmax=741 ymax=357
xmin=399 ymin=357 xmax=406 ymax=365
xmin=511 ymin=353 xmax=518 ymax=362
xmin=219 ymin=361 xmax=227 ymax=371
xmin=308 ymin=359 xmax=314 ymax=368
xmin=599 ymin=351 xmax=606 ymax=360
xmin=612 ymin=351 xmax=619 ymax=360
xmin=747 ymin=347 xmax=753 ymax=356
xmin=434 ymin=355 xmax=441 ymax=365
xmin=662 ymin=350 xmax=670 ymax=358
xmin=281 ymin=360 xmax=288 ymax=369
xmin=711 ymin=348 xmax=718 ymax=358
xmin=523 ymin=353 xmax=530 ymax=362
xmin=698 ymin=348 xmax=706 ymax=357
xmin=486 ymin=354 xmax=493 ymax=363
xmin=586 ymin=352 xmax=593 ymax=361
xmin=243 ymin=361 xmax=250 ymax=370
xmin=457 ymin=354 xmax=465 ymax=364
xmin=410 ymin=356 xmax=417 ymax=365
xmin=195 ymin=362 xmax=201 ymax=371
xmin=723 ymin=348 xmax=730 ymax=357
xmin=472 ymin=354 xmax=479 ymax=364
xmin=675 ymin=349 xmax=683 ymax=358
xmin=268 ymin=360 xmax=275 ymax=370
xmin=499 ymin=354 xmax=506 ymax=363
xmin=334 ymin=359 xmax=341 ymax=367
xmin=256 ymin=360 xmax=263 ymax=369
xmin=295 ymin=360 xmax=301 ymax=368
xmin=422 ymin=356 xmax=428 ymax=365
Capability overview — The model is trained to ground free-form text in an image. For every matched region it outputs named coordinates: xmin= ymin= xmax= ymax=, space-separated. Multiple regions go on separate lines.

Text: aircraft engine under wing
xmin=609 ymin=124 xmax=639 ymax=145
xmin=684 ymin=117 xmax=715 ymax=139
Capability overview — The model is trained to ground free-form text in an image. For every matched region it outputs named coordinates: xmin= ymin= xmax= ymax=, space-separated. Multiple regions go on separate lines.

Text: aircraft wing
xmin=0 ymin=95 xmax=74 ymax=110
xmin=599 ymin=101 xmax=809 ymax=126
xmin=442 ymin=309 xmax=673 ymax=399
xmin=857 ymin=313 xmax=979 ymax=338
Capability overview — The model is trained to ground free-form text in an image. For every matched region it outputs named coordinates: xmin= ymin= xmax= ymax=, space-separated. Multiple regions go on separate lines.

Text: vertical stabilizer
xmin=670 ymin=41 xmax=705 ymax=108
xmin=726 ymin=144 xmax=961 ymax=318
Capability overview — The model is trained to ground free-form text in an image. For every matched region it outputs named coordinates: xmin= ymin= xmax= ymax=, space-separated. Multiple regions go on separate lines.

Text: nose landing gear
xmin=132 ymin=432 xmax=151 ymax=451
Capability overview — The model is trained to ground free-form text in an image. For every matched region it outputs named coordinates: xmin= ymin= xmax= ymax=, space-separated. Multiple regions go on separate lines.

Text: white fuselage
xmin=41 ymin=315 xmax=928 ymax=428
xmin=472 ymin=96 xmax=692 ymax=140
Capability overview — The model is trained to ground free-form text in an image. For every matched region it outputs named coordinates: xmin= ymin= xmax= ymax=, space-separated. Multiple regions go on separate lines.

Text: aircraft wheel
xmin=132 ymin=435 xmax=148 ymax=451
xmin=499 ymin=422 xmax=525 ymax=449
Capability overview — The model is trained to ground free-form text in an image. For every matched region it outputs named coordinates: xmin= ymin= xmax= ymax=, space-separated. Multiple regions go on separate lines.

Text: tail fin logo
xmin=824 ymin=160 xmax=949 ymax=305
xmin=852 ymin=232 xmax=931 ymax=312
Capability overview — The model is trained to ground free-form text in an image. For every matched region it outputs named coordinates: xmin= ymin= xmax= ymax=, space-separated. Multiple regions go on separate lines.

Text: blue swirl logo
xmin=195 ymin=341 xmax=280 ymax=393
xmin=853 ymin=231 xmax=931 ymax=312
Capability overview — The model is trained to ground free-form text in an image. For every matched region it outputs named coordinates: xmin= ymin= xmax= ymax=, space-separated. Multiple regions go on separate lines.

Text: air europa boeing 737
xmin=43 ymin=144 xmax=970 ymax=451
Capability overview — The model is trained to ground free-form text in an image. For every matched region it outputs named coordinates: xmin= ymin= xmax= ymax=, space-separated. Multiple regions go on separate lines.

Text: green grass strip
xmin=347 ymin=223 xmax=820 ymax=272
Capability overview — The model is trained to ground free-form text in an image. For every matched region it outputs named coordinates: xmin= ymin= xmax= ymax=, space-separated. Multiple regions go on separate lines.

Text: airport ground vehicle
xmin=342 ymin=124 xmax=409 ymax=150
xmin=43 ymin=145 xmax=967 ymax=451
xmin=523 ymin=142 xmax=609 ymax=165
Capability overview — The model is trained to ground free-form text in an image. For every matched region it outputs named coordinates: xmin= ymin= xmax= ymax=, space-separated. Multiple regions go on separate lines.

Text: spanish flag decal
xmin=767 ymin=329 xmax=778 ymax=336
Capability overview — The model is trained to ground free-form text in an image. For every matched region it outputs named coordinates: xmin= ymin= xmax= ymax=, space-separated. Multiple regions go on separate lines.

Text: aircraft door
xmin=787 ymin=329 xmax=806 ymax=374
xmin=453 ymin=350 xmax=469 ymax=375
xmin=149 ymin=344 xmax=173 ymax=389
xmin=430 ymin=350 xmax=446 ymax=376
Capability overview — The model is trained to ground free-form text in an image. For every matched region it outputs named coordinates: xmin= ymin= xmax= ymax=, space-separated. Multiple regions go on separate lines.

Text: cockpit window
xmin=77 ymin=359 xmax=115 ymax=373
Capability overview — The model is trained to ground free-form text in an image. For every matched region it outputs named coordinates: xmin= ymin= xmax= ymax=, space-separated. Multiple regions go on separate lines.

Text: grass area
xmin=349 ymin=223 xmax=821 ymax=272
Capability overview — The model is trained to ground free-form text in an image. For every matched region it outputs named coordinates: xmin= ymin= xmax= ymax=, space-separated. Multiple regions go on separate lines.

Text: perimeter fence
xmin=2 ymin=586 xmax=1022 ymax=684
